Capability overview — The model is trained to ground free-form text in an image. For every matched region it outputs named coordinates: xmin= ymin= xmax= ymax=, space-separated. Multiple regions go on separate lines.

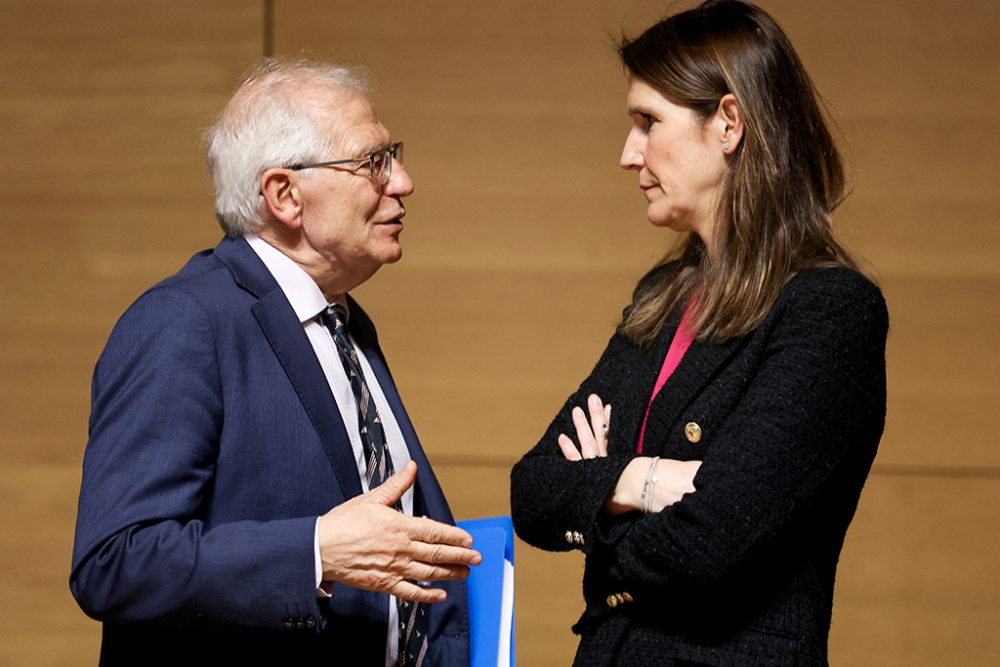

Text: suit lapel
xmin=347 ymin=297 xmax=455 ymax=524
xmin=216 ymin=236 xmax=363 ymax=500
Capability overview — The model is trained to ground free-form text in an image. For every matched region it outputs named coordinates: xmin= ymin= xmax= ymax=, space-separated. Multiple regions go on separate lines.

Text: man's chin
xmin=377 ymin=244 xmax=403 ymax=265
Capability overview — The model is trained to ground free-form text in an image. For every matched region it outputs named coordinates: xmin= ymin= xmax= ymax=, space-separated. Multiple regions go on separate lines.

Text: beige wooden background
xmin=1 ymin=1 xmax=998 ymax=664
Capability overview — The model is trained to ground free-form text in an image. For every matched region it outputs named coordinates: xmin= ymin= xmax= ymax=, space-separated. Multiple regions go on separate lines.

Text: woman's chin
xmin=646 ymin=209 xmax=682 ymax=230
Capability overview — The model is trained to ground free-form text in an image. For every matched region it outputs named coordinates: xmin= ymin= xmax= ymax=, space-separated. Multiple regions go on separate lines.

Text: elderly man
xmin=71 ymin=59 xmax=479 ymax=667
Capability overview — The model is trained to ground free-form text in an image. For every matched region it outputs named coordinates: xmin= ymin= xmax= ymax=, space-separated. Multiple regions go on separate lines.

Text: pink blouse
xmin=636 ymin=306 xmax=696 ymax=453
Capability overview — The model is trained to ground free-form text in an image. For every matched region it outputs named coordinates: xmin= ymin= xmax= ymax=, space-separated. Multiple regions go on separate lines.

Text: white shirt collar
xmin=245 ymin=234 xmax=342 ymax=323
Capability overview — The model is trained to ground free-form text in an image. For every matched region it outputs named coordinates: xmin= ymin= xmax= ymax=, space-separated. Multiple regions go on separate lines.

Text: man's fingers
xmin=366 ymin=460 xmax=417 ymax=507
xmin=407 ymin=515 xmax=475 ymax=549
xmin=410 ymin=540 xmax=482 ymax=567
xmin=403 ymin=561 xmax=472 ymax=583
xmin=319 ymin=493 xmax=482 ymax=598
xmin=391 ymin=580 xmax=448 ymax=604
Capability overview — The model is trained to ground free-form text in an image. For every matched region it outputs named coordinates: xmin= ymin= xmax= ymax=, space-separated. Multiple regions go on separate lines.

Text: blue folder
xmin=457 ymin=516 xmax=515 ymax=667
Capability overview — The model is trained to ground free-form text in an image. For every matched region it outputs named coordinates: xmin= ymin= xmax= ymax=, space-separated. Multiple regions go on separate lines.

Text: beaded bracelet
xmin=640 ymin=456 xmax=660 ymax=513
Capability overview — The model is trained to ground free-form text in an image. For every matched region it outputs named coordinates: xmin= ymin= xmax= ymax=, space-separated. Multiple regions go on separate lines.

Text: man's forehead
xmin=304 ymin=87 xmax=389 ymax=153
xmin=336 ymin=118 xmax=390 ymax=156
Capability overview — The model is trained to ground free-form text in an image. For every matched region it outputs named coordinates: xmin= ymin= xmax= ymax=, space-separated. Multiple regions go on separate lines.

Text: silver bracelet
xmin=640 ymin=456 xmax=660 ymax=513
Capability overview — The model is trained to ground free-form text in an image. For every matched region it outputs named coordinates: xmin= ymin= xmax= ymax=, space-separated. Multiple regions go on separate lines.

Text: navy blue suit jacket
xmin=71 ymin=236 xmax=469 ymax=666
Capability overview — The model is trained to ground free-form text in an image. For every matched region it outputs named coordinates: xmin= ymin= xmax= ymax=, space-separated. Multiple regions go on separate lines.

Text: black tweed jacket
xmin=511 ymin=266 xmax=888 ymax=667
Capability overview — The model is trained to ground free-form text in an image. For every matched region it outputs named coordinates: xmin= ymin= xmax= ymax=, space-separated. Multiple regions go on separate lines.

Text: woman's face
xmin=620 ymin=75 xmax=729 ymax=250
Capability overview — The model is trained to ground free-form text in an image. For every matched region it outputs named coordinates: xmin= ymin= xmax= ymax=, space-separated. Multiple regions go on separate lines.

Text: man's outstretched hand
xmin=318 ymin=461 xmax=481 ymax=602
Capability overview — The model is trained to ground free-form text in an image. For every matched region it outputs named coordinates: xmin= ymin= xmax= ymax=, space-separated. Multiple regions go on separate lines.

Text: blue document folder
xmin=457 ymin=516 xmax=515 ymax=667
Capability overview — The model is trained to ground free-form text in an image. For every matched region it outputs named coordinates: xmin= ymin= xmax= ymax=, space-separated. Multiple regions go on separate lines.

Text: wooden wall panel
xmin=831 ymin=474 xmax=1000 ymax=665
xmin=0 ymin=1 xmax=261 ymax=664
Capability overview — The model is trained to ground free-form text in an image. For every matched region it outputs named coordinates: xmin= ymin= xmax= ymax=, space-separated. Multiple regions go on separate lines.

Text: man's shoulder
xmin=155 ymin=245 xmax=233 ymax=293
xmin=141 ymin=240 xmax=253 ymax=307
xmin=112 ymin=242 xmax=255 ymax=335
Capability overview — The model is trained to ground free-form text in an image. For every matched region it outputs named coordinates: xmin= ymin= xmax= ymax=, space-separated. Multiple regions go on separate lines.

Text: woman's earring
xmin=722 ymin=141 xmax=731 ymax=151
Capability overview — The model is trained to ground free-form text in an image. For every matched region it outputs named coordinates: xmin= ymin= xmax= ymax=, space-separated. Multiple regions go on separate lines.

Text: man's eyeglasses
xmin=288 ymin=142 xmax=403 ymax=186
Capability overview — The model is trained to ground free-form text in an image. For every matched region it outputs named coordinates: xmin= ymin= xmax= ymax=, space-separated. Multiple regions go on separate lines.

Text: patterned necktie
xmin=322 ymin=304 xmax=429 ymax=667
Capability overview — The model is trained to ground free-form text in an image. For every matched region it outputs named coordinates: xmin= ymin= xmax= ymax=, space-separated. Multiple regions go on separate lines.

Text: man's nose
xmin=384 ymin=161 xmax=414 ymax=197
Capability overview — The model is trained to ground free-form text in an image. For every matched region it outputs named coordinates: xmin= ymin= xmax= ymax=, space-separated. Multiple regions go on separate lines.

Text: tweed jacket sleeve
xmin=509 ymin=331 xmax=638 ymax=553
xmin=512 ymin=267 xmax=888 ymax=599
xmin=510 ymin=267 xmax=676 ymax=553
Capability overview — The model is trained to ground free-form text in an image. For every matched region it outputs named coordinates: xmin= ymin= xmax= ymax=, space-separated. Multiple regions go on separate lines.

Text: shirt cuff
xmin=314 ymin=517 xmax=334 ymax=598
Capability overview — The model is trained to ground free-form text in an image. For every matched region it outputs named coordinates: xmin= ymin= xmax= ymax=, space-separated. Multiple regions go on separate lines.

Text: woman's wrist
xmin=603 ymin=457 xmax=651 ymax=515
xmin=640 ymin=456 xmax=660 ymax=513
xmin=652 ymin=459 xmax=702 ymax=511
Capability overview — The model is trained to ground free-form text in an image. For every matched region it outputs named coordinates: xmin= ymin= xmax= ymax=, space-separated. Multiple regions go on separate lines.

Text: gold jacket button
xmin=684 ymin=421 xmax=703 ymax=444
xmin=564 ymin=530 xmax=574 ymax=544
xmin=622 ymin=592 xmax=634 ymax=603
xmin=606 ymin=594 xmax=618 ymax=608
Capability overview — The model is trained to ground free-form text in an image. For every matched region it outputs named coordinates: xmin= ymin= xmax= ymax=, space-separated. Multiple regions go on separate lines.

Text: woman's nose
xmin=620 ymin=129 xmax=645 ymax=170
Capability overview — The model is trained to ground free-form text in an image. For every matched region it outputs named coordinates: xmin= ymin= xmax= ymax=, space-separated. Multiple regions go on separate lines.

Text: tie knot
xmin=326 ymin=304 xmax=348 ymax=332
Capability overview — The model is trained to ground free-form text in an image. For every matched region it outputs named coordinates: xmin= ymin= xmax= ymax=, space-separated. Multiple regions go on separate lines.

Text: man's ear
xmin=715 ymin=93 xmax=745 ymax=155
xmin=260 ymin=168 xmax=304 ymax=229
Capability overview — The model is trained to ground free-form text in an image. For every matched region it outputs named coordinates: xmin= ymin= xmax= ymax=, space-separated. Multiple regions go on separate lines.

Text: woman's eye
xmin=640 ymin=113 xmax=656 ymax=128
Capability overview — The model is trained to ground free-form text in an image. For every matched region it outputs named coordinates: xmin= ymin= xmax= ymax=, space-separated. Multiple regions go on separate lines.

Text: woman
xmin=510 ymin=1 xmax=887 ymax=665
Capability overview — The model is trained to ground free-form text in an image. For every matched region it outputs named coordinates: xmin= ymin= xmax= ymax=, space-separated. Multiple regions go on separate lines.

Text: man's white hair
xmin=206 ymin=58 xmax=370 ymax=237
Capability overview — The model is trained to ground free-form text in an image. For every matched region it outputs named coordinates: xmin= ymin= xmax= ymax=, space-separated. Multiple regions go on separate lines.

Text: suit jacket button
xmin=622 ymin=592 xmax=634 ymax=603
xmin=606 ymin=594 xmax=618 ymax=608
xmin=305 ymin=616 xmax=316 ymax=629
xmin=565 ymin=530 xmax=575 ymax=544
xmin=684 ymin=422 xmax=703 ymax=443
xmin=574 ymin=531 xmax=585 ymax=545
xmin=283 ymin=617 xmax=295 ymax=630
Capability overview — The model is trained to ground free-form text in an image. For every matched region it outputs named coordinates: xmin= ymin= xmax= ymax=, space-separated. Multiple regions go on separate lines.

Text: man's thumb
xmin=369 ymin=460 xmax=417 ymax=506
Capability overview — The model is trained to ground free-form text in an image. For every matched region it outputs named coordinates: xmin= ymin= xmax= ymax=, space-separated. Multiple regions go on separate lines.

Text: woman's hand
xmin=604 ymin=457 xmax=702 ymax=515
xmin=557 ymin=393 xmax=612 ymax=460
xmin=554 ymin=393 xmax=700 ymax=514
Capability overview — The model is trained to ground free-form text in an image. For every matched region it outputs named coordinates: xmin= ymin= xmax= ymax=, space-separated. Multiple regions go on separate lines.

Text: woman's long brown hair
xmin=619 ymin=0 xmax=859 ymax=345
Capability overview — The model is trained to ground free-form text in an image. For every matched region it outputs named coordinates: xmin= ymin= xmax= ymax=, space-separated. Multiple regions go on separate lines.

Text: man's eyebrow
xmin=352 ymin=141 xmax=391 ymax=157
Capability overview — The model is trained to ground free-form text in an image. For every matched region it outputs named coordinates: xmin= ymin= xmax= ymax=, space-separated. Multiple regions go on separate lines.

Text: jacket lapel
xmin=215 ymin=236 xmax=363 ymax=500
xmin=646 ymin=330 xmax=746 ymax=440
xmin=615 ymin=314 xmax=681 ymax=454
xmin=347 ymin=297 xmax=455 ymax=524
xmin=616 ymin=310 xmax=746 ymax=455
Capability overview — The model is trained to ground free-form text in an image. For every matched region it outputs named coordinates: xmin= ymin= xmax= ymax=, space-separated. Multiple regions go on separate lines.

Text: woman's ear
xmin=716 ymin=93 xmax=745 ymax=155
xmin=259 ymin=168 xmax=304 ymax=229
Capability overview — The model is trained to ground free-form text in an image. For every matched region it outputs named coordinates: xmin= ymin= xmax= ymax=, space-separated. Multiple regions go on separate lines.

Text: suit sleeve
xmin=70 ymin=285 xmax=321 ymax=630
xmin=600 ymin=272 xmax=888 ymax=594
